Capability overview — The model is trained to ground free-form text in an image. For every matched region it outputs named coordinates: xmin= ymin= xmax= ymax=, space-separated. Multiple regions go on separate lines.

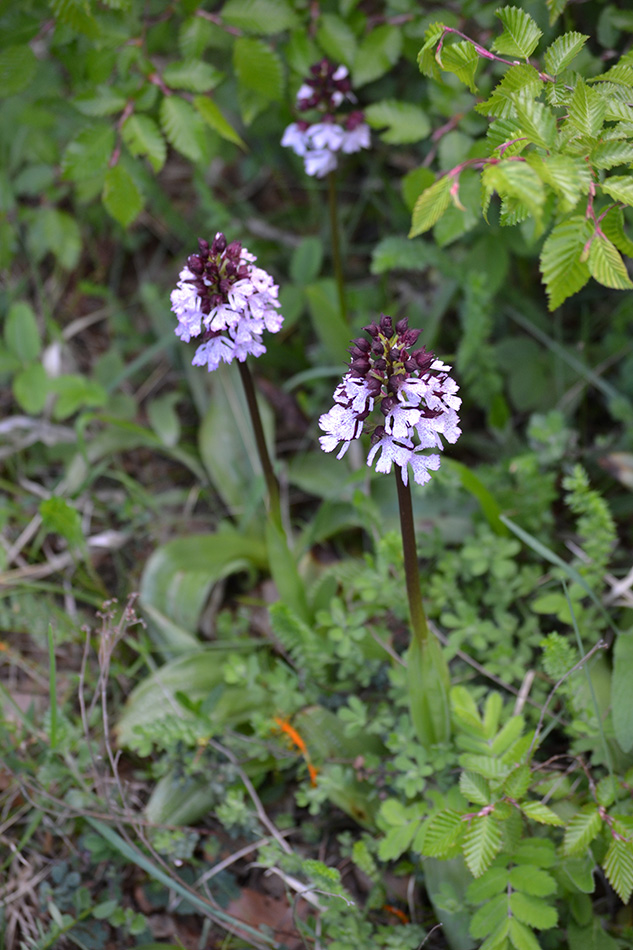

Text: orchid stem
xmin=395 ymin=469 xmax=429 ymax=649
xmin=238 ymin=360 xmax=281 ymax=525
xmin=327 ymin=169 xmax=348 ymax=323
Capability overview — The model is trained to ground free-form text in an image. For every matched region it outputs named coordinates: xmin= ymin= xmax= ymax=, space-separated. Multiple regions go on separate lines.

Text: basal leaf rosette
xmin=319 ymin=314 xmax=461 ymax=486
xmin=170 ymin=232 xmax=282 ymax=372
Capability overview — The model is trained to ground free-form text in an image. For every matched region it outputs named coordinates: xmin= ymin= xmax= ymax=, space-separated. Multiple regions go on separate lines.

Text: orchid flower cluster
xmin=319 ymin=315 xmax=461 ymax=486
xmin=170 ymin=233 xmax=282 ymax=372
xmin=281 ymin=59 xmax=370 ymax=178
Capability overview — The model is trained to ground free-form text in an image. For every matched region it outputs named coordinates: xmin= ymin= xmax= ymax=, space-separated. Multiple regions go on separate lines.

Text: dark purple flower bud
xmin=188 ymin=255 xmax=204 ymax=275
xmin=395 ymin=317 xmax=409 ymax=336
xmin=211 ymin=293 xmax=224 ymax=308
xmin=198 ymin=237 xmax=210 ymax=255
xmin=414 ymin=348 xmax=434 ymax=370
xmin=225 ymin=241 xmax=241 ymax=261
xmin=387 ymin=374 xmax=403 ymax=394
xmin=237 ymin=265 xmax=250 ymax=280
xmin=371 ymin=425 xmax=386 ymax=443
xmin=350 ymin=357 xmax=370 ymax=375
xmin=374 ymin=358 xmax=387 ymax=372
xmin=349 ymin=345 xmax=367 ymax=360
xmin=404 ymin=358 xmax=418 ymax=372
xmin=363 ymin=323 xmax=379 ymax=338
xmin=225 ymin=261 xmax=237 ymax=277
xmin=366 ymin=375 xmax=382 ymax=396
xmin=211 ymin=233 xmax=225 ymax=254
xmin=379 ymin=314 xmax=393 ymax=336
xmin=389 ymin=347 xmax=403 ymax=362
xmin=402 ymin=328 xmax=421 ymax=348
xmin=380 ymin=396 xmax=397 ymax=416
xmin=352 ymin=337 xmax=370 ymax=353
xmin=219 ymin=278 xmax=231 ymax=295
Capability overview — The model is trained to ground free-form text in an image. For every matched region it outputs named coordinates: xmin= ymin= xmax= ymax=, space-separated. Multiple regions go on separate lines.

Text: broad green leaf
xmin=439 ymin=40 xmax=479 ymax=93
xmin=521 ymin=801 xmax=565 ymax=826
xmin=602 ymin=838 xmax=633 ymax=903
xmin=26 ymin=208 xmax=82 ymax=270
xmin=503 ymin=764 xmax=531 ymax=799
xmin=401 ymin=167 xmax=437 ymax=213
xmin=316 ymin=14 xmax=357 ymax=67
xmin=564 ymin=808 xmax=602 ymax=855
xmin=491 ymin=714 xmax=525 ymax=755
xmin=371 ymin=233 xmax=449 ymax=275
xmin=560 ymin=855 xmax=596 ymax=893
xmin=62 ymin=125 xmax=115 ymax=183
xmin=493 ymin=7 xmax=542 ymax=59
xmin=40 ymin=497 xmax=83 ymax=548
xmin=459 ymin=755 xmax=511 ymax=782
xmin=460 ymin=771 xmax=491 ymax=805
xmin=589 ymin=64 xmax=633 ymax=86
xmin=543 ymin=32 xmax=588 ymax=75
xmin=508 ymin=918 xmax=541 ymax=950
xmin=508 ymin=865 xmax=556 ymax=896
xmin=601 ymin=174 xmax=633 ymax=206
xmin=567 ymin=79 xmax=606 ymax=138
xmin=467 ymin=866 xmax=509 ymax=903
xmin=233 ymin=37 xmax=283 ymax=101
xmin=421 ymin=810 xmax=464 ymax=857
xmin=147 ymin=393 xmax=180 ymax=447
xmin=163 ymin=60 xmax=223 ymax=93
xmin=587 ymin=234 xmax=633 ymax=290
xmin=540 ymin=215 xmax=592 ymax=310
xmin=160 ymin=96 xmax=204 ymax=162
xmin=50 ymin=375 xmax=107 ymax=420
xmin=4 ymin=301 xmax=40 ymax=363
xmin=547 ymin=0 xmax=567 ymax=25
xmin=122 ymin=115 xmax=166 ymax=172
xmin=290 ymin=236 xmax=323 ymax=284
xmin=407 ymin=634 xmax=450 ymax=745
xmin=304 ymin=279 xmax=349 ymax=362
xmin=73 ymin=85 xmax=127 ymax=116
xmin=591 ymin=141 xmax=633 ymax=169
xmin=417 ymin=22 xmax=446 ymax=79
xmin=512 ymin=94 xmax=556 ymax=148
xmin=179 ymin=16 xmax=215 ymax=58
xmin=0 ymin=44 xmax=37 ymax=97
xmin=612 ymin=630 xmax=633 ymax=752
xmin=470 ymin=892 xmax=508 ymax=939
xmin=12 ymin=364 xmax=49 ymax=414
xmin=409 ymin=175 xmax=452 ymax=237
xmin=484 ymin=696 xmax=503 ymax=738
xmin=476 ymin=65 xmax=543 ymax=119
xmin=103 ymin=165 xmax=143 ymax=228
xmin=193 ymin=96 xmax=246 ymax=149
xmin=567 ymin=920 xmax=619 ymax=950
xmin=222 ymin=0 xmax=297 ymax=35
xmin=365 ymin=99 xmax=430 ymax=144
xmin=353 ymin=25 xmax=402 ymax=87
xmin=266 ymin=519 xmax=310 ymax=624
xmin=463 ymin=814 xmax=503 ymax=877
xmin=514 ymin=838 xmax=556 ymax=867
xmin=481 ymin=161 xmax=545 ymax=223
xmin=528 ymin=153 xmax=591 ymax=212
xmin=50 ymin=0 xmax=100 ymax=37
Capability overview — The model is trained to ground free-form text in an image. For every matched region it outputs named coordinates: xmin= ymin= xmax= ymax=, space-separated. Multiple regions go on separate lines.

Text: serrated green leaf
xmin=483 ymin=692 xmax=503 ymax=738
xmin=491 ymin=714 xmax=525 ymax=756
xmin=73 ymin=86 xmax=127 ymax=116
xmin=439 ymin=40 xmax=479 ymax=93
xmin=467 ymin=866 xmax=509 ymax=903
xmin=163 ymin=60 xmax=223 ymax=93
xmin=567 ymin=79 xmax=606 ymax=138
xmin=102 ymin=165 xmax=143 ymax=228
xmin=481 ymin=161 xmax=545 ymax=224
xmin=589 ymin=64 xmax=633 ymax=87
xmin=547 ymin=0 xmax=567 ymax=25
xmin=564 ymin=808 xmax=603 ymax=856
xmin=477 ymin=65 xmax=543 ymax=120
xmin=62 ymin=125 xmax=115 ymax=183
xmin=521 ymin=801 xmax=565 ymax=826
xmin=528 ymin=153 xmax=592 ymax=212
xmin=613 ymin=631 xmax=633 ymax=753
xmin=510 ymin=891 xmax=557 ymax=929
xmin=12 ymin=364 xmax=49 ymax=414
xmin=493 ymin=7 xmax=542 ymax=60
xmin=353 ymin=25 xmax=402 ymax=87
xmin=4 ymin=301 xmax=41 ymax=363
xmin=417 ymin=22 xmax=446 ymax=80
xmin=160 ymin=96 xmax=204 ymax=162
xmin=179 ymin=16 xmax=215 ymax=59
xmin=460 ymin=771 xmax=492 ymax=805
xmin=591 ymin=141 xmax=633 ymax=169
xmin=40 ymin=497 xmax=84 ymax=548
xmin=509 ymin=918 xmax=541 ymax=950
xmin=365 ymin=99 xmax=430 ymax=145
xmin=122 ymin=115 xmax=166 ymax=172
xmin=601 ymin=174 xmax=633 ymax=206
xmin=463 ymin=814 xmax=503 ymax=877
xmin=50 ymin=0 xmax=100 ymax=37
xmin=560 ymin=855 xmax=596 ymax=893
xmin=371 ymin=234 xmax=449 ymax=275
xmin=602 ymin=206 xmax=633 ymax=259
xmin=316 ymin=14 xmax=357 ymax=67
xmin=460 ymin=755 xmax=511 ymax=782
xmin=0 ymin=44 xmax=37 ymax=97
xmin=193 ymin=96 xmax=246 ymax=149
xmin=409 ymin=175 xmax=452 ymax=237
xmin=540 ymin=214 xmax=592 ymax=309
xmin=512 ymin=93 xmax=556 ymax=148
xmin=233 ymin=37 xmax=283 ymax=102
xmin=514 ymin=838 xmax=556 ymax=867
xmin=222 ymin=0 xmax=297 ymax=35
xmin=470 ymin=892 xmax=508 ymax=939
xmin=421 ymin=810 xmax=464 ymax=857
xmin=602 ymin=838 xmax=633 ymax=903
xmin=587 ymin=233 xmax=633 ymax=290
xmin=543 ymin=32 xmax=588 ymax=75
xmin=504 ymin=764 xmax=531 ymax=799
xmin=509 ymin=865 xmax=556 ymax=896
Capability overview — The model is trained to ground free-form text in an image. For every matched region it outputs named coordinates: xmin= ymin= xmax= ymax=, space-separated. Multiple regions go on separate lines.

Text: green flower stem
xmin=395 ymin=469 xmax=429 ymax=649
xmin=237 ymin=360 xmax=281 ymax=525
xmin=328 ymin=169 xmax=348 ymax=324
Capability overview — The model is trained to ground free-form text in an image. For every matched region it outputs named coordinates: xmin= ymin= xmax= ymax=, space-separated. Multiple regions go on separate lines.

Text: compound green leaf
xmin=0 ymin=44 xmax=37 ymax=97
xmin=587 ymin=233 xmax=633 ymax=290
xmin=602 ymin=838 xmax=633 ymax=903
xmin=503 ymin=764 xmax=531 ymax=799
xmin=509 ymin=918 xmax=541 ymax=950
xmin=567 ymin=79 xmax=606 ymax=138
xmin=62 ymin=125 xmax=115 ymax=183
xmin=592 ymin=142 xmax=633 ymax=170
xmin=513 ymin=93 xmax=556 ymax=148
xmin=467 ymin=867 xmax=509 ymax=903
xmin=103 ymin=165 xmax=143 ymax=228
xmin=73 ymin=85 xmax=127 ymax=116
xmin=612 ymin=630 xmax=633 ymax=752
xmin=122 ymin=115 xmax=166 ymax=172
xmin=510 ymin=891 xmax=558 ymax=929
xmin=540 ymin=214 xmax=592 ymax=309
xmin=193 ymin=96 xmax=246 ymax=149
xmin=421 ymin=810 xmax=464 ymax=857
xmin=481 ymin=161 xmax=545 ymax=223
xmin=529 ymin=153 xmax=591 ymax=212
xmin=476 ymin=65 xmax=542 ymax=119
xmin=508 ymin=865 xmax=557 ymax=896
xmin=26 ymin=208 xmax=82 ymax=270
xmin=409 ymin=175 xmax=452 ymax=237
xmin=365 ymin=99 xmax=430 ymax=144
xmin=160 ymin=95 xmax=204 ymax=162
xmin=543 ymin=32 xmax=588 ymax=75
xmin=460 ymin=771 xmax=492 ymax=805
xmin=470 ymin=893 xmax=508 ymax=939
xmin=601 ymin=174 xmax=633 ymax=207
xmin=493 ymin=7 xmax=542 ymax=59
xmin=491 ymin=714 xmax=525 ymax=755
xmin=463 ymin=814 xmax=503 ymax=877
xmin=459 ymin=755 xmax=511 ymax=782
xmin=353 ymin=25 xmax=402 ymax=87
xmin=4 ymin=301 xmax=40 ymax=363
xmin=233 ymin=37 xmax=283 ymax=101
xmin=222 ymin=0 xmax=297 ymax=35
xmin=521 ymin=801 xmax=565 ymax=826
xmin=564 ymin=808 xmax=602 ymax=856
xmin=439 ymin=40 xmax=479 ymax=93
xmin=163 ymin=60 xmax=223 ymax=93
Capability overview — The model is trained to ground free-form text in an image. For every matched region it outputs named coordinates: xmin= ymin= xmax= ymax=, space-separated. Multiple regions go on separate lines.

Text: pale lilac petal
xmin=192 ymin=337 xmax=235 ymax=372
xmin=304 ymin=148 xmax=338 ymax=178
xmin=307 ymin=123 xmax=345 ymax=151
xmin=282 ymin=123 xmax=309 ymax=156
xmin=340 ymin=124 xmax=371 ymax=154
